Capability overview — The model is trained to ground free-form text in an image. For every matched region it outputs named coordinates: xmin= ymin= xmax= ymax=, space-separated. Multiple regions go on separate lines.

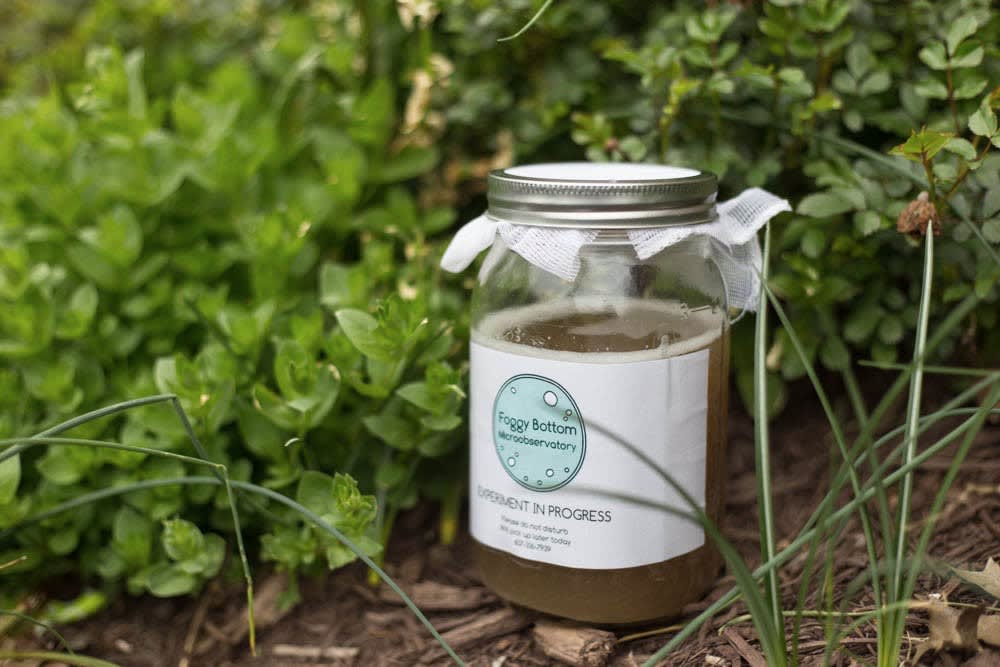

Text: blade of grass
xmin=883 ymin=229 xmax=935 ymax=664
xmin=0 ymin=651 xmax=120 ymax=667
xmin=0 ymin=610 xmax=75 ymax=654
xmin=817 ymin=309 xmax=868 ymax=427
xmin=753 ymin=223 xmax=785 ymax=654
xmin=761 ymin=284 xmax=886 ymax=612
xmin=497 ymin=0 xmax=555 ymax=41
xmin=860 ymin=360 xmax=999 ymax=377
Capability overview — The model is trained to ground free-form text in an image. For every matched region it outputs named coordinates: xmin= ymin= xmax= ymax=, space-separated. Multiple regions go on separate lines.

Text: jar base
xmin=472 ymin=539 xmax=721 ymax=626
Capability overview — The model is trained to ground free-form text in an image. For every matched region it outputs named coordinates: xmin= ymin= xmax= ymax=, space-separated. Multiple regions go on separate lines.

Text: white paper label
xmin=469 ymin=340 xmax=709 ymax=570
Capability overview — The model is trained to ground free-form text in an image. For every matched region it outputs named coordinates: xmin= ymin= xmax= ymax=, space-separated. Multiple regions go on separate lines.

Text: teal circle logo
xmin=492 ymin=374 xmax=586 ymax=492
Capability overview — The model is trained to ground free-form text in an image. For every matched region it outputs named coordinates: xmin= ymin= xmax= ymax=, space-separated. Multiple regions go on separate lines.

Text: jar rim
xmin=488 ymin=162 xmax=718 ymax=229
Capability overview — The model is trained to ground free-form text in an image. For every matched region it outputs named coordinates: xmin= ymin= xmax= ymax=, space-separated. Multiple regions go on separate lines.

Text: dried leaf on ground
xmin=913 ymin=600 xmax=983 ymax=664
xmin=979 ymin=616 xmax=1000 ymax=648
xmin=952 ymin=559 xmax=1000 ymax=600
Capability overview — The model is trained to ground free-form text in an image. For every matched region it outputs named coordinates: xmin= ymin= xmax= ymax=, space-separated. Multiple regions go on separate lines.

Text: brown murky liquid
xmin=472 ymin=301 xmax=729 ymax=626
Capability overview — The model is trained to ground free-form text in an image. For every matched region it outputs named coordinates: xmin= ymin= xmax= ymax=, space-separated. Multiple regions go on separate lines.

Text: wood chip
xmin=721 ymin=628 xmax=767 ymax=667
xmin=532 ymin=620 xmax=616 ymax=667
xmin=380 ymin=580 xmax=496 ymax=611
xmin=419 ymin=606 xmax=533 ymax=663
xmin=272 ymin=644 xmax=359 ymax=660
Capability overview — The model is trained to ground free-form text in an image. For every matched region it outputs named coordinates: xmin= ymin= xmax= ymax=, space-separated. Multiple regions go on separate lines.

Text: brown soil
xmin=6 ymin=381 xmax=1000 ymax=667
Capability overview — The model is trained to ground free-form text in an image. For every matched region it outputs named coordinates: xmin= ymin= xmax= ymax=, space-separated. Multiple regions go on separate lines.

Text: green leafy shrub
xmin=1 ymin=0 xmax=998 ymax=611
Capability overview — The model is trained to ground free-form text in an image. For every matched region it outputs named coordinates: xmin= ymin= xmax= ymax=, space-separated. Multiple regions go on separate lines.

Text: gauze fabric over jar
xmin=441 ymin=162 xmax=789 ymax=625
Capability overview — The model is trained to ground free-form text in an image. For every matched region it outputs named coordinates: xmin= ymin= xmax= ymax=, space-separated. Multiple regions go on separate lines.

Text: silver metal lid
xmin=487 ymin=162 xmax=718 ymax=228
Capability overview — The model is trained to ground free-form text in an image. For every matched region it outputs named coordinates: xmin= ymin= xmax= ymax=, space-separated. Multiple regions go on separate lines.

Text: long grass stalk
xmin=761 ymin=286 xmax=885 ymax=611
xmin=497 ymin=0 xmax=555 ymax=41
xmin=882 ymin=229 xmax=935 ymax=664
xmin=859 ymin=360 xmax=999 ymax=377
xmin=0 ymin=610 xmax=75 ymax=654
xmin=752 ymin=223 xmax=786 ymax=658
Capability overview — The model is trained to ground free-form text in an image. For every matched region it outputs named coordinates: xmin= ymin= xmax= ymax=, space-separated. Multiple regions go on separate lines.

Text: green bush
xmin=1 ymin=0 xmax=998 ymax=609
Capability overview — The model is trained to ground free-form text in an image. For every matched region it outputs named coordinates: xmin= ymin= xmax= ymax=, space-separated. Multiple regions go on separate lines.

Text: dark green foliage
xmin=0 ymin=0 xmax=998 ymax=612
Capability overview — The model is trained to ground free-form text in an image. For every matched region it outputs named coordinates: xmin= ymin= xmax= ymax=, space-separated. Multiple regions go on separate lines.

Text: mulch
xmin=6 ymin=378 xmax=1000 ymax=667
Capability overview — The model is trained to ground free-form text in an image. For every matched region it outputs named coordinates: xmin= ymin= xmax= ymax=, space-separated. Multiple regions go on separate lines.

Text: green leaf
xmin=983 ymin=190 xmax=1000 ymax=219
xmin=944 ymin=137 xmax=977 ymax=160
xmin=349 ymin=78 xmax=394 ymax=146
xmin=319 ymin=262 xmax=367 ymax=310
xmin=421 ymin=414 xmax=462 ymax=431
xmin=363 ymin=414 xmax=415 ymax=450
xmin=0 ymin=453 xmax=20 ymax=504
xmin=859 ymin=71 xmax=891 ymax=96
xmin=946 ymin=16 xmax=978 ymax=55
xmin=252 ymin=383 xmax=299 ymax=431
xmin=396 ymin=382 xmax=437 ymax=413
xmin=913 ymin=79 xmax=949 ymax=100
xmin=37 ymin=447 xmax=95 ymax=485
xmin=918 ymin=42 xmax=948 ymax=70
xmin=375 ymin=460 xmax=409 ymax=489
xmin=162 ymin=518 xmax=205 ymax=563
xmin=369 ymin=145 xmax=440 ymax=184
xmin=801 ymin=228 xmax=827 ymax=258
xmin=949 ymin=42 xmax=983 ymax=69
xmin=55 ymin=284 xmax=99 ymax=340
xmin=891 ymin=129 xmax=955 ymax=161
xmin=112 ymin=507 xmax=153 ymax=569
xmin=142 ymin=563 xmax=198 ymax=597
xmin=335 ymin=309 xmax=392 ymax=360
xmin=854 ymin=210 xmax=882 ymax=237
xmin=273 ymin=338 xmax=313 ymax=400
xmin=953 ymin=75 xmax=988 ymax=100
xmin=845 ymin=43 xmax=873 ymax=79
xmin=820 ymin=335 xmax=850 ymax=371
xmin=969 ymin=101 xmax=998 ymax=137
xmin=844 ymin=304 xmax=884 ymax=343
xmin=798 ymin=192 xmax=855 ymax=217
xmin=877 ymin=315 xmax=905 ymax=345
xmin=297 ymin=470 xmax=336 ymax=517
xmin=983 ymin=220 xmax=1000 ymax=244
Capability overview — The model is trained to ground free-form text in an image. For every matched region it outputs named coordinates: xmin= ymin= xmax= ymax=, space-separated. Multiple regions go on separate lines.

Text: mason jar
xmin=467 ymin=163 xmax=729 ymax=625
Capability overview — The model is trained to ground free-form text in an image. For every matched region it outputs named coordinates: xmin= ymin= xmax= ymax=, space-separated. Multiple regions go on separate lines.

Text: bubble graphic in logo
xmin=493 ymin=374 xmax=586 ymax=492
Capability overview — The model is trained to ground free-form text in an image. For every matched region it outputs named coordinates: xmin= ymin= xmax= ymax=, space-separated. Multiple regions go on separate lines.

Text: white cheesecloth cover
xmin=440 ymin=166 xmax=790 ymax=312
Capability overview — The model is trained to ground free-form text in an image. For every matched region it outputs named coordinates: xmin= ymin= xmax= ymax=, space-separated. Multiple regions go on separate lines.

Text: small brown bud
xmin=604 ymin=137 xmax=620 ymax=152
xmin=896 ymin=191 xmax=940 ymax=238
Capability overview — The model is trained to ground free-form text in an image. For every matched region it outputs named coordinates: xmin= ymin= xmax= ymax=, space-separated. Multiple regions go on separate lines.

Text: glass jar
xmin=467 ymin=163 xmax=730 ymax=625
